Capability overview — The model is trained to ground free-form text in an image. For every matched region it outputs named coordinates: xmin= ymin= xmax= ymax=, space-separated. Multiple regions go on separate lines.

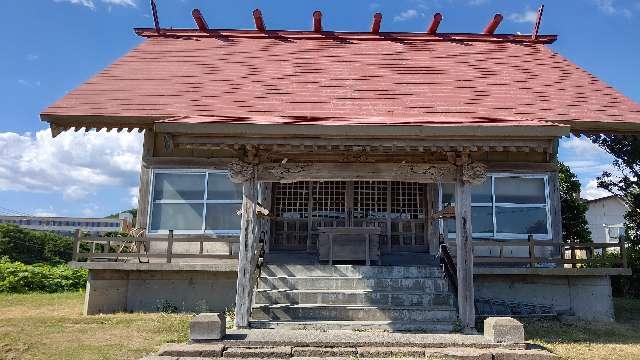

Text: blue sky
xmin=0 ymin=0 xmax=639 ymax=217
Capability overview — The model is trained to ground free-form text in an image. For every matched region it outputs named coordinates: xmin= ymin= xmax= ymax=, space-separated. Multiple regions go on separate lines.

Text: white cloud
xmin=594 ymin=0 xmax=633 ymax=17
xmin=33 ymin=207 xmax=58 ymax=217
xmin=103 ymin=0 xmax=136 ymax=6
xmin=128 ymin=186 xmax=139 ymax=208
xmin=560 ymin=135 xmax=611 ymax=157
xmin=507 ymin=10 xmax=538 ymax=24
xmin=17 ymin=80 xmax=41 ymax=87
xmin=0 ymin=129 xmax=143 ymax=202
xmin=559 ymin=135 xmax=618 ymax=201
xmin=54 ymin=0 xmax=136 ymax=10
xmin=468 ymin=0 xmax=489 ymax=5
xmin=394 ymin=9 xmax=420 ymax=22
xmin=26 ymin=54 xmax=39 ymax=61
xmin=582 ymin=179 xmax=613 ymax=200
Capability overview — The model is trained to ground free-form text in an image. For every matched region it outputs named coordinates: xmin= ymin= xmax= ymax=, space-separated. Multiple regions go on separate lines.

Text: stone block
xmin=357 ymin=346 xmax=425 ymax=358
xmin=223 ymin=346 xmax=292 ymax=358
xmin=158 ymin=343 xmax=223 ymax=357
xmin=425 ymin=347 xmax=492 ymax=359
xmin=484 ymin=317 xmax=525 ymax=344
xmin=292 ymin=346 xmax=357 ymax=357
xmin=190 ymin=313 xmax=225 ymax=341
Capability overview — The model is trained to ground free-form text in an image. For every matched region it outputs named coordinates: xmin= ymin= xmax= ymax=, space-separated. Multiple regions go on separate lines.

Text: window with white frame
xmin=148 ymin=170 xmax=243 ymax=234
xmin=441 ymin=174 xmax=550 ymax=239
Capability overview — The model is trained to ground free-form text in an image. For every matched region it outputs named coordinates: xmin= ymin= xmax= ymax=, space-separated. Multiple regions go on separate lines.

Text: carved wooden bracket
xmin=228 ymin=160 xmax=257 ymax=183
xmin=461 ymin=162 xmax=488 ymax=184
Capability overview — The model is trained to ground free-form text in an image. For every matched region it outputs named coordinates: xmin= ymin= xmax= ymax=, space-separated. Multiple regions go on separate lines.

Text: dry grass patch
xmin=526 ymin=298 xmax=640 ymax=360
xmin=0 ymin=292 xmax=190 ymax=360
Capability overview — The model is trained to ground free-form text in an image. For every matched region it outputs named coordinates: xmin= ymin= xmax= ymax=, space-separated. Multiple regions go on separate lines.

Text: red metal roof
xmin=41 ymin=29 xmax=640 ymax=133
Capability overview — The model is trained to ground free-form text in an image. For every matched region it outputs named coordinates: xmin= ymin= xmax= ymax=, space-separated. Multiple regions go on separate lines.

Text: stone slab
xmin=483 ymin=317 xmax=524 ymax=344
xmin=139 ymin=356 xmax=177 ymax=360
xmin=493 ymin=349 xmax=558 ymax=360
xmin=223 ymin=329 xmax=509 ymax=348
xmin=425 ymin=347 xmax=492 ymax=360
xmin=158 ymin=343 xmax=224 ymax=357
xmin=191 ymin=313 xmax=225 ymax=341
xmin=292 ymin=347 xmax=357 ymax=357
xmin=357 ymin=346 xmax=425 ymax=358
xmin=223 ymin=346 xmax=292 ymax=358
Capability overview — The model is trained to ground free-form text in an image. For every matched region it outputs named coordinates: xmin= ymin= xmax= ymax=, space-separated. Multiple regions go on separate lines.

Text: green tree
xmin=558 ymin=162 xmax=592 ymax=244
xmin=0 ymin=225 xmax=73 ymax=265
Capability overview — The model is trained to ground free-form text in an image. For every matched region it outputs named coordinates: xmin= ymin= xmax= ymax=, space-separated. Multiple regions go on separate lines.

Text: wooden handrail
xmin=445 ymin=237 xmax=629 ymax=268
xmin=73 ymin=229 xmax=239 ymax=263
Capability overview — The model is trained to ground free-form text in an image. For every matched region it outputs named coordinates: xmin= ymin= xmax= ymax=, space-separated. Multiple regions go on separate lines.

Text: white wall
xmin=586 ymin=197 xmax=627 ymax=243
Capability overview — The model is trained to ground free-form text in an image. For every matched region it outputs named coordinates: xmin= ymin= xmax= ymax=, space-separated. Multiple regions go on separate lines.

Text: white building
xmin=585 ymin=195 xmax=627 ymax=243
xmin=0 ymin=214 xmax=132 ymax=236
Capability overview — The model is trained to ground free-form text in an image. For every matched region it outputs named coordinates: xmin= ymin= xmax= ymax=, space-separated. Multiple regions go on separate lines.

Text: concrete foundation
xmin=81 ymin=265 xmax=616 ymax=322
xmin=475 ymin=274 xmax=614 ymax=321
xmin=84 ymin=269 xmax=237 ymax=315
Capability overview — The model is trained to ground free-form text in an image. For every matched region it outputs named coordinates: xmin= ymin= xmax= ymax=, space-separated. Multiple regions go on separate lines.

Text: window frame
xmin=439 ymin=173 xmax=551 ymax=240
xmin=147 ymin=169 xmax=242 ymax=236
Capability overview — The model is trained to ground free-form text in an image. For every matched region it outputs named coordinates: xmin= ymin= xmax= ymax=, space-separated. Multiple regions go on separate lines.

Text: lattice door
xmin=389 ymin=181 xmax=427 ymax=251
xmin=271 ymin=182 xmax=310 ymax=251
xmin=353 ymin=180 xmax=389 ymax=244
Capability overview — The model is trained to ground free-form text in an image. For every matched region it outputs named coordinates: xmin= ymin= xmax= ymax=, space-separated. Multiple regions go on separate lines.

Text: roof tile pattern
xmin=42 ymin=32 xmax=640 ymax=130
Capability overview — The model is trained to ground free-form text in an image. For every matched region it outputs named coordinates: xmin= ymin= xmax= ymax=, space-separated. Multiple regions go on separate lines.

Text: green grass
xmin=525 ymin=298 xmax=640 ymax=360
xmin=1 ymin=292 xmax=640 ymax=359
xmin=0 ymin=292 xmax=190 ymax=360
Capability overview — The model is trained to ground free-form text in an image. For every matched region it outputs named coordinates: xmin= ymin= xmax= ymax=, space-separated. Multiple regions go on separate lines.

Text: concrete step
xmin=251 ymin=304 xmax=458 ymax=322
xmin=254 ymin=289 xmax=456 ymax=307
xmin=248 ymin=320 xmax=456 ymax=332
xmin=258 ymin=276 xmax=449 ymax=292
xmin=261 ymin=264 xmax=444 ymax=278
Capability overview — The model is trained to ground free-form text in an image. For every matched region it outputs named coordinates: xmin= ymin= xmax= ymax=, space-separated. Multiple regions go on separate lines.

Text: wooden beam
xmin=226 ymin=160 xmax=488 ymax=184
xmin=253 ymin=9 xmax=266 ymax=32
xmin=455 ymin=169 xmax=475 ymax=333
xmin=192 ymin=9 xmax=209 ymax=31
xmin=427 ymin=12 xmax=443 ymax=34
xmin=312 ymin=10 xmax=323 ymax=32
xmin=370 ymin=12 xmax=382 ymax=33
xmin=234 ymin=166 xmax=259 ymax=328
xmin=483 ymin=13 xmax=503 ymax=35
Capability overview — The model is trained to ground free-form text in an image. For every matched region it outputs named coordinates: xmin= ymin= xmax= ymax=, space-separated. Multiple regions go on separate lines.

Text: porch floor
xmin=264 ymin=251 xmax=439 ymax=266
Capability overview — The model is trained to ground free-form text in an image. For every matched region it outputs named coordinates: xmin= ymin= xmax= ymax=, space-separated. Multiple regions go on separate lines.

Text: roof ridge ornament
xmin=427 ymin=13 xmax=443 ymax=34
xmin=312 ymin=10 xmax=323 ymax=32
xmin=532 ymin=5 xmax=545 ymax=40
xmin=371 ymin=12 xmax=382 ymax=34
xmin=483 ymin=13 xmax=503 ymax=35
xmin=192 ymin=9 xmax=209 ymax=32
xmin=253 ymin=9 xmax=266 ymax=32
xmin=150 ymin=0 xmax=160 ymax=34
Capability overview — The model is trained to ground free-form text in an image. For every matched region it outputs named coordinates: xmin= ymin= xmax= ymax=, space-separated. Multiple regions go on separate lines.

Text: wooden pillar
xmin=234 ymin=167 xmax=259 ymax=328
xmin=136 ymin=129 xmax=155 ymax=230
xmin=426 ymin=183 xmax=440 ymax=255
xmin=454 ymin=172 xmax=475 ymax=333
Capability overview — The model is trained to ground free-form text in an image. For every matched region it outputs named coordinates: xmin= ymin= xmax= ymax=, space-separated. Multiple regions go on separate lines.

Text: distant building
xmin=585 ymin=195 xmax=627 ymax=243
xmin=0 ymin=213 xmax=133 ymax=236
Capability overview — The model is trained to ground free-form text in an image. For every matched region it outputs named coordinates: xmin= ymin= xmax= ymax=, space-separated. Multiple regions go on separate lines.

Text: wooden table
xmin=317 ymin=227 xmax=381 ymax=265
